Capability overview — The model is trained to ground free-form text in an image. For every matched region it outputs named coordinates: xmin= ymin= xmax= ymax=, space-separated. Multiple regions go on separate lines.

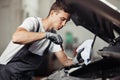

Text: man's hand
xmin=73 ymin=48 xmax=84 ymax=64
xmin=46 ymin=32 xmax=63 ymax=45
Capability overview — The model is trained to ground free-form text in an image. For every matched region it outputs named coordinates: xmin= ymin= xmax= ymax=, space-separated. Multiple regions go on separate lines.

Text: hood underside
xmin=59 ymin=0 xmax=120 ymax=43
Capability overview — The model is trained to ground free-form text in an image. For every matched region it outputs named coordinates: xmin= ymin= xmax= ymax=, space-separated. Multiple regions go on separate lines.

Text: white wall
xmin=22 ymin=0 xmax=55 ymax=18
xmin=22 ymin=0 xmax=40 ymax=17
xmin=38 ymin=0 xmax=53 ymax=18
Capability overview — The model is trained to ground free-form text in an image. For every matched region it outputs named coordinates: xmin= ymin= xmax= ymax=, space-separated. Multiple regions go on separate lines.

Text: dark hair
xmin=48 ymin=1 xmax=71 ymax=16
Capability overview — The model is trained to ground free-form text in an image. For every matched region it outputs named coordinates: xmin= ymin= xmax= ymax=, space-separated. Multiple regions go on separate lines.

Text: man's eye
xmin=60 ymin=18 xmax=66 ymax=21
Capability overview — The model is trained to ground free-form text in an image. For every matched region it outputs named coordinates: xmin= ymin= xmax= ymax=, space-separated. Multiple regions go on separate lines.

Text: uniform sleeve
xmin=19 ymin=17 xmax=35 ymax=31
xmin=49 ymin=42 xmax=62 ymax=53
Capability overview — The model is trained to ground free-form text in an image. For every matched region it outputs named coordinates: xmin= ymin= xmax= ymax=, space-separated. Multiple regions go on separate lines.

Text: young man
xmin=0 ymin=1 xmax=82 ymax=80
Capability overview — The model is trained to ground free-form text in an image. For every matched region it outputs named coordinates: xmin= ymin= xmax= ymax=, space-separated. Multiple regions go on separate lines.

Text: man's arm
xmin=12 ymin=27 xmax=46 ymax=44
xmin=54 ymin=50 xmax=74 ymax=67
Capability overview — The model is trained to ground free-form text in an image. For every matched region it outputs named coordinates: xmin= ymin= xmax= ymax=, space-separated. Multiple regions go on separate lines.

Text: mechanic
xmin=0 ymin=1 xmax=82 ymax=80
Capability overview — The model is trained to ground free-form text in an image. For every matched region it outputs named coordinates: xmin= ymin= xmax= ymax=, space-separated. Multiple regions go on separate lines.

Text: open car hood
xmin=61 ymin=0 xmax=120 ymax=43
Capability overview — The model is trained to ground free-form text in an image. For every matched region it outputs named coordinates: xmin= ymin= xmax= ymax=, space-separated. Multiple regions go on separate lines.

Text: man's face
xmin=50 ymin=10 xmax=70 ymax=30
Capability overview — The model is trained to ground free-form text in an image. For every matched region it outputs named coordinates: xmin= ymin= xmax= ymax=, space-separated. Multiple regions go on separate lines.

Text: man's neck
xmin=42 ymin=18 xmax=53 ymax=31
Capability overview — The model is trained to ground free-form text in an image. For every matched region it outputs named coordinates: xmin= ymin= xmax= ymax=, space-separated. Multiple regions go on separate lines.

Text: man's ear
xmin=50 ymin=10 xmax=54 ymax=15
xmin=50 ymin=10 xmax=59 ymax=16
xmin=50 ymin=10 xmax=55 ymax=16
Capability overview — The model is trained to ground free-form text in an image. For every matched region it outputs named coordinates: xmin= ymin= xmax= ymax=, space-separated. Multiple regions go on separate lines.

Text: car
xmin=47 ymin=0 xmax=120 ymax=80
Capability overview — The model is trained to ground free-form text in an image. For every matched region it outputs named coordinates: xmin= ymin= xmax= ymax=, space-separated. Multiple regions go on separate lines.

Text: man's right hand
xmin=73 ymin=48 xmax=84 ymax=64
xmin=46 ymin=32 xmax=63 ymax=45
